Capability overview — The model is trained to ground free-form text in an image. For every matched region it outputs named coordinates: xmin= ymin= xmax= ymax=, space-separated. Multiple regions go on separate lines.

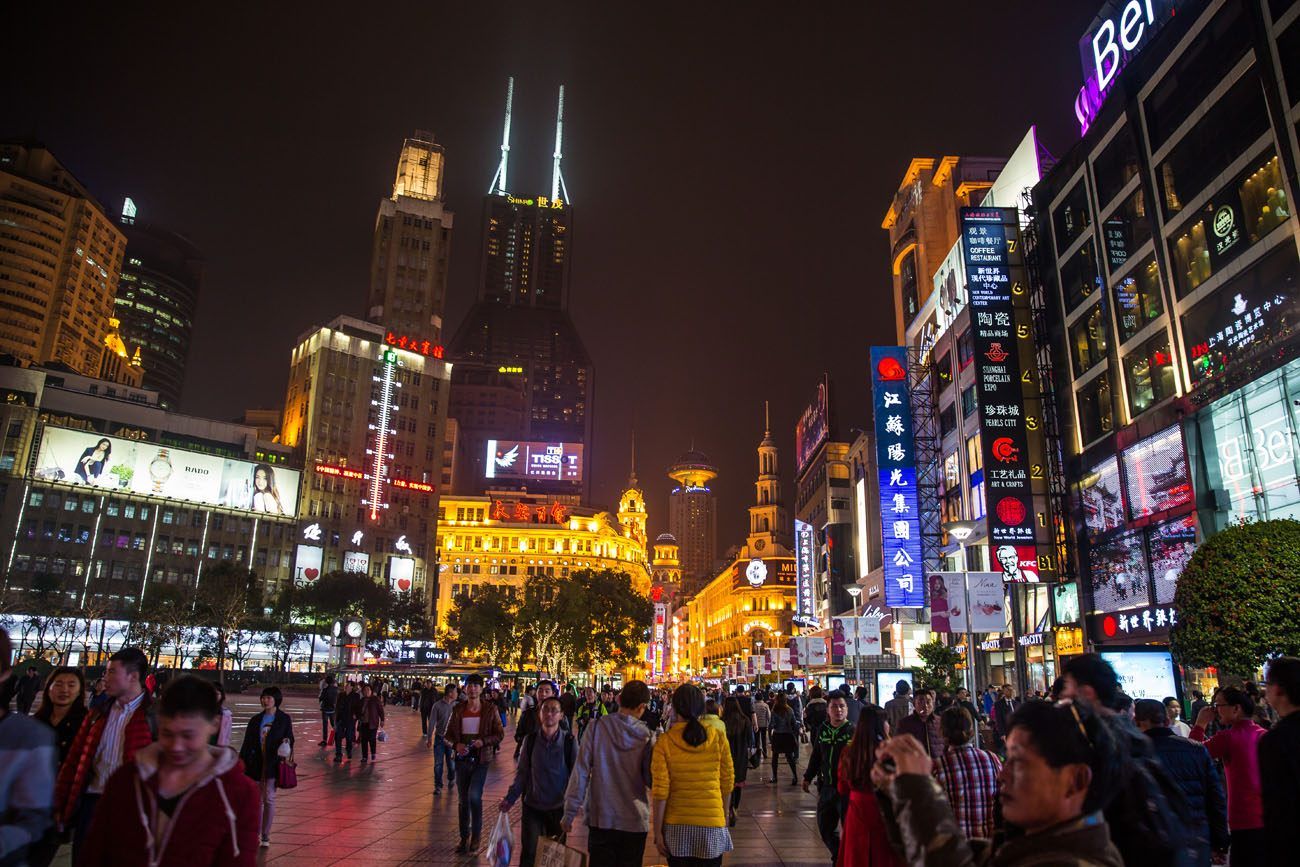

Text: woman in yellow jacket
xmin=652 ymin=684 xmax=735 ymax=867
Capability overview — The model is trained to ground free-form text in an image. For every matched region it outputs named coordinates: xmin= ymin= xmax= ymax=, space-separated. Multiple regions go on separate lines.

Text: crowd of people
xmin=4 ymin=629 xmax=1300 ymax=866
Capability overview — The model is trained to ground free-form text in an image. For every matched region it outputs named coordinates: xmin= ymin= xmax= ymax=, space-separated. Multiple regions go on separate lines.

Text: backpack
xmin=1104 ymin=734 xmax=1198 ymax=867
xmin=564 ymin=731 xmax=576 ymax=772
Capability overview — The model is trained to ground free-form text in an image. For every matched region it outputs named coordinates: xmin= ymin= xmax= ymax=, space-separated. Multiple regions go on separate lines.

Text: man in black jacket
xmin=1261 ymin=657 xmax=1300 ymax=856
xmin=318 ymin=674 xmax=338 ymax=746
xmin=334 ymin=681 xmax=360 ymax=762
xmin=1135 ymin=699 xmax=1228 ymax=865
xmin=800 ymin=694 xmax=853 ymax=862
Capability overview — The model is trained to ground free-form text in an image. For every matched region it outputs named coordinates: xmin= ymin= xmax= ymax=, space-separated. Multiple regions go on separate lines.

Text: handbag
xmin=276 ymin=761 xmax=298 ymax=789
xmin=377 ymin=728 xmax=388 ymax=742
xmin=536 ymin=836 xmax=585 ymax=867
xmin=748 ymin=749 xmax=762 ymax=770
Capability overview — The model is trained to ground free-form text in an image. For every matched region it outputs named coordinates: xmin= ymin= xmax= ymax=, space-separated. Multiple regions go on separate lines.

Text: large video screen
xmin=1078 ymin=455 xmax=1124 ymax=539
xmin=1088 ymin=528 xmax=1150 ymax=613
xmin=795 ymin=377 xmax=830 ymax=477
xmin=484 ymin=440 xmax=583 ymax=482
xmin=1098 ymin=649 xmax=1180 ymax=702
xmin=1123 ymin=426 xmax=1192 ymax=520
xmin=34 ymin=427 xmax=301 ymax=516
xmin=1148 ymin=514 xmax=1197 ymax=605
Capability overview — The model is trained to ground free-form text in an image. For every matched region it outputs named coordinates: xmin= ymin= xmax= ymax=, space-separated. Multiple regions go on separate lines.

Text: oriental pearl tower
xmin=668 ymin=447 xmax=718 ymax=596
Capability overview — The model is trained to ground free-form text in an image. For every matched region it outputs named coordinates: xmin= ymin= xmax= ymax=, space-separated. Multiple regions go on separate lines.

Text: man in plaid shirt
xmin=932 ymin=704 xmax=1002 ymax=840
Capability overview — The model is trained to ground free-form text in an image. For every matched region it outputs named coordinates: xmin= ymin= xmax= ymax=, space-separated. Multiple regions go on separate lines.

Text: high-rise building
xmin=667 ymin=447 xmax=718 ymax=597
xmin=365 ymin=132 xmax=455 ymax=342
xmin=280 ymin=315 xmax=450 ymax=609
xmin=113 ymin=199 xmax=202 ymax=408
xmin=0 ymin=143 xmax=127 ymax=374
xmin=447 ymin=81 xmax=594 ymax=499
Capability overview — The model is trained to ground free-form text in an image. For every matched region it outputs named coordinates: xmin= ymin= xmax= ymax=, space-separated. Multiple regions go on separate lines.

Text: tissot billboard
xmin=484 ymin=440 xmax=583 ymax=482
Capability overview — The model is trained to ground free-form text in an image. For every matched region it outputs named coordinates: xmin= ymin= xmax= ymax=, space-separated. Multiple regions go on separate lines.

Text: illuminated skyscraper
xmin=668 ymin=447 xmax=718 ymax=597
xmin=447 ymin=80 xmax=593 ymax=500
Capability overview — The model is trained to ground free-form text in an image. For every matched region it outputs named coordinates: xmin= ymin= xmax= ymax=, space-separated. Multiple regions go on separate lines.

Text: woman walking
xmin=836 ymin=705 xmax=901 ymax=867
xmin=446 ymin=674 xmax=505 ymax=854
xmin=32 ymin=666 xmax=87 ymax=763
xmin=238 ymin=686 xmax=294 ymax=848
xmin=651 ymin=684 xmax=734 ymax=867
xmin=358 ymin=683 xmax=385 ymax=762
xmin=769 ymin=692 xmax=800 ymax=785
xmin=722 ymin=696 xmax=752 ymax=828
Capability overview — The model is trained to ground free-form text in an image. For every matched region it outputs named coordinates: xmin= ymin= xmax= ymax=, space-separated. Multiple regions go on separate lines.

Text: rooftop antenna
xmin=551 ymin=85 xmax=571 ymax=204
xmin=764 ymin=400 xmax=771 ymax=437
xmin=628 ymin=427 xmax=639 ymax=488
xmin=489 ymin=77 xmax=514 ymax=196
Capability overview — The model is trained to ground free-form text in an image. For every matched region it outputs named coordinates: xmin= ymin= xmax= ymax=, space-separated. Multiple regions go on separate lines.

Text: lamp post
xmin=755 ymin=640 xmax=763 ymax=686
xmin=943 ymin=519 xmax=981 ymax=748
xmin=846 ymin=585 xmax=863 ymax=688
xmin=773 ymin=630 xmax=783 ymax=688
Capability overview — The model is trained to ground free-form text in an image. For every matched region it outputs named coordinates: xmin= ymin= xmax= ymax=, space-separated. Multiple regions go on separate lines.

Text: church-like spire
xmin=488 ymin=77 xmax=514 ymax=196
xmin=627 ymin=427 xmax=639 ymax=490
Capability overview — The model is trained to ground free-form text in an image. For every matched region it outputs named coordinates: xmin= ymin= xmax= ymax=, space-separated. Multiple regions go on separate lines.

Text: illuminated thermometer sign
xmin=364 ymin=349 xmax=399 ymax=521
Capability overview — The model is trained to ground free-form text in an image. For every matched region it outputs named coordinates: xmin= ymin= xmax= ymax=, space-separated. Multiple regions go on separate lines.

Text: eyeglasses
xmin=1065 ymin=701 xmax=1094 ymax=754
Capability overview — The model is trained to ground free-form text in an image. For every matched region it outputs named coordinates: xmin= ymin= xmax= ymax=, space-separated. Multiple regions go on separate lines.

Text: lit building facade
xmin=667 ymin=449 xmax=718 ymax=597
xmin=434 ymin=493 xmax=652 ymax=630
xmin=0 ymin=363 xmax=299 ymax=612
xmin=0 ymin=143 xmax=126 ymax=375
xmin=280 ymin=316 xmax=450 ymax=605
xmin=1029 ymin=0 xmax=1300 ymax=674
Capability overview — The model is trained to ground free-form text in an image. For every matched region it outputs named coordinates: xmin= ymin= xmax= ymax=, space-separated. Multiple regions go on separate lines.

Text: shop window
xmin=1061 ymin=240 xmax=1102 ymax=313
xmin=1053 ymin=182 xmax=1092 ymax=248
xmin=1101 ymin=189 xmax=1152 ymax=274
xmin=1077 ymin=373 xmax=1115 ymax=445
xmin=1124 ymin=332 xmax=1177 ymax=417
xmin=1070 ymin=303 xmax=1109 ymax=376
xmin=965 ymin=433 xmax=982 ymax=473
xmin=943 ymin=452 xmax=960 ymax=488
xmin=1113 ymin=257 xmax=1165 ymax=342
xmin=1092 ymin=125 xmax=1141 ymax=208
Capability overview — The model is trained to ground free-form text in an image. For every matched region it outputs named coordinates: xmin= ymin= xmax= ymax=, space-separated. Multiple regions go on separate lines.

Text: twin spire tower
xmin=488 ymin=76 xmax=570 ymax=205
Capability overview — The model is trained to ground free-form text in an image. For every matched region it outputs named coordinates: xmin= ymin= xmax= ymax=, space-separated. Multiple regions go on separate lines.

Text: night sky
xmin=5 ymin=2 xmax=1099 ymax=545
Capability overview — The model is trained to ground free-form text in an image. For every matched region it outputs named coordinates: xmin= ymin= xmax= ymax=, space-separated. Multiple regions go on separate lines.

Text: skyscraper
xmin=365 ymin=131 xmax=454 ymax=342
xmin=113 ymin=199 xmax=202 ymax=408
xmin=447 ymin=80 xmax=593 ymax=500
xmin=0 ymin=142 xmax=126 ymax=374
xmin=668 ymin=447 xmax=718 ymax=597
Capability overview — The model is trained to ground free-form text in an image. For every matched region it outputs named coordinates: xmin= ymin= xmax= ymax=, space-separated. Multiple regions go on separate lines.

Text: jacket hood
xmin=129 ymin=742 xmax=250 ymax=863
xmin=665 ymin=720 xmax=722 ymax=750
xmin=600 ymin=711 xmax=652 ymax=751
xmin=132 ymin=742 xmax=242 ymax=781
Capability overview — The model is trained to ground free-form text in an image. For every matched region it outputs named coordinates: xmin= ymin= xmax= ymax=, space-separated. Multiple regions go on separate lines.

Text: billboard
xmin=1098 ymin=648 xmax=1180 ymax=702
xmin=342 ymin=552 xmax=370 ymax=575
xmin=871 ymin=347 xmax=924 ymax=608
xmin=794 ymin=376 xmax=830 ymax=477
xmin=294 ymin=545 xmax=323 ymax=586
xmin=1122 ymin=426 xmax=1192 ymax=519
xmin=388 ymin=557 xmax=415 ymax=593
xmin=484 ymin=439 xmax=583 ymax=482
xmin=793 ymin=520 xmax=818 ymax=627
xmin=34 ymin=427 xmax=301 ymax=516
xmin=928 ymin=572 xmax=1006 ymax=633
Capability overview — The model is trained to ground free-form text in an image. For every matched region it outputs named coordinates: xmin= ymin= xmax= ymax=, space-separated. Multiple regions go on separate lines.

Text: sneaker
xmin=333 ymin=755 xmax=342 ymax=763
xmin=454 ymin=839 xmax=468 ymax=855
xmin=260 ymin=837 xmax=270 ymax=848
xmin=317 ymin=741 xmax=327 ymax=747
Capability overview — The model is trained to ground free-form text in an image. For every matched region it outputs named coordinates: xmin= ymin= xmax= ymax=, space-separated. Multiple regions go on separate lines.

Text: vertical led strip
xmin=368 ymin=350 xmax=398 ymax=521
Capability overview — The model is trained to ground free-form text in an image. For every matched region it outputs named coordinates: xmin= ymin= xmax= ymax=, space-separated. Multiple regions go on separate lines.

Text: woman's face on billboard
xmin=254 ymin=468 xmax=269 ymax=492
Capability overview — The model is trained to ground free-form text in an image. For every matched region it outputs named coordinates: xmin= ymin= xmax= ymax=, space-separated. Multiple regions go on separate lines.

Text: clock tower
xmin=747 ymin=402 xmax=791 ymax=557
xmin=617 ymin=433 xmax=648 ymax=548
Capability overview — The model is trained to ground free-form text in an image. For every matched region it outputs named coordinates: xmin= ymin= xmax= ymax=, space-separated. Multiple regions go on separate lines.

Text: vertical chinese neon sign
xmin=871 ymin=346 xmax=924 ymax=608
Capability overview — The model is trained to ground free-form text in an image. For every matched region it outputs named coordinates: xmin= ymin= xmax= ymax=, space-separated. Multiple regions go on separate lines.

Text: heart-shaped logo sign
xmin=304 ymin=568 xmax=319 ymax=581
xmin=397 ymin=577 xmax=411 ymax=592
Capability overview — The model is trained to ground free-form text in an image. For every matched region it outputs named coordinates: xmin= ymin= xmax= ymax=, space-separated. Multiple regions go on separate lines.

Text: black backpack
xmin=1104 ymin=729 xmax=1198 ymax=867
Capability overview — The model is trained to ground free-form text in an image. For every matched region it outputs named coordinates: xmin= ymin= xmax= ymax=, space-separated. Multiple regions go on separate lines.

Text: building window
xmin=1124 ymin=333 xmax=1177 ymax=416
xmin=899 ymin=249 xmax=920 ymax=330
xmin=1070 ymin=303 xmax=1109 ymax=376
xmin=935 ymin=351 xmax=952 ymax=387
xmin=1054 ymin=182 xmax=1092 ymax=248
xmin=1113 ymin=257 xmax=1164 ymax=342
xmin=1061 ymin=240 xmax=1102 ymax=313
xmin=1092 ymin=124 xmax=1140 ymax=208
xmin=960 ymin=384 xmax=978 ymax=418
xmin=1101 ymin=188 xmax=1152 ymax=274
xmin=1077 ymin=373 xmax=1115 ymax=445
xmin=939 ymin=403 xmax=957 ymax=438
xmin=965 ymin=433 xmax=982 ymax=474
xmin=957 ymin=328 xmax=975 ymax=370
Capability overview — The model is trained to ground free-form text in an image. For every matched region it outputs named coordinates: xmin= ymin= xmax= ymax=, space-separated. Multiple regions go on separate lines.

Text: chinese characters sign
xmin=793 ymin=520 xmax=819 ymax=628
xmin=1089 ymin=604 xmax=1178 ymax=643
xmin=384 ymin=331 xmax=444 ymax=359
xmin=489 ymin=499 xmax=571 ymax=525
xmin=871 ymin=346 xmax=924 ymax=608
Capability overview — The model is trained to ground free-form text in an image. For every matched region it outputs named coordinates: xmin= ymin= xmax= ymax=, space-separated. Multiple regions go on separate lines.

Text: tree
xmin=445 ymin=586 xmax=518 ymax=667
xmin=515 ymin=569 xmax=652 ymax=678
xmin=1171 ymin=519 xmax=1300 ymax=676
xmin=913 ymin=639 xmax=965 ymax=694
xmin=194 ymin=563 xmax=260 ymax=682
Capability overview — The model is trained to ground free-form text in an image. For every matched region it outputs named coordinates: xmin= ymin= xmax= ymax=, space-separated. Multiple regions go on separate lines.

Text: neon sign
xmin=497 ymin=365 xmax=524 ymax=374
xmin=391 ymin=478 xmax=435 ymax=493
xmin=489 ymin=499 xmax=570 ymax=525
xmin=1075 ymin=0 xmax=1180 ymax=134
xmin=315 ymin=463 xmax=365 ymax=481
xmin=365 ymin=349 xmax=397 ymax=521
xmin=871 ymin=346 xmax=924 ymax=608
xmin=384 ymin=331 xmax=444 ymax=359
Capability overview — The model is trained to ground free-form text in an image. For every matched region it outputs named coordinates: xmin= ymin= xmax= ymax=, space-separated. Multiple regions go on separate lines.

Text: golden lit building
xmin=681 ymin=408 xmax=797 ymax=680
xmin=435 ymin=491 xmax=652 ymax=630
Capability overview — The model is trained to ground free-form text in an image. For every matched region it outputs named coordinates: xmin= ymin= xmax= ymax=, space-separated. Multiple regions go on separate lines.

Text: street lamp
xmin=944 ymin=519 xmax=981 ymax=748
xmin=846 ymin=585 xmax=863 ymax=688
xmin=773 ymin=630 xmax=783 ymax=688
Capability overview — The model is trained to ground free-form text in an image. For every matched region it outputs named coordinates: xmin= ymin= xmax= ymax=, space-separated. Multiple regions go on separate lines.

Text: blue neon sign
xmin=871 ymin=346 xmax=925 ymax=608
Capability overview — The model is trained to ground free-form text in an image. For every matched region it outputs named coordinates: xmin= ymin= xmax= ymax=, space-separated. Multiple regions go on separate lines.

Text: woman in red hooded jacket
xmin=82 ymin=676 xmax=261 ymax=866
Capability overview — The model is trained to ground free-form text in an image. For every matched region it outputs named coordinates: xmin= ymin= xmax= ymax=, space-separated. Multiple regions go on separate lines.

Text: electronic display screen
xmin=1078 ymin=455 xmax=1124 ymax=539
xmin=484 ymin=440 xmax=583 ymax=482
xmin=1053 ymin=581 xmax=1081 ymax=624
xmin=1098 ymin=649 xmax=1180 ymax=702
xmin=1148 ymin=514 xmax=1197 ymax=605
xmin=1088 ymin=528 xmax=1150 ymax=613
xmin=1123 ymin=426 xmax=1192 ymax=520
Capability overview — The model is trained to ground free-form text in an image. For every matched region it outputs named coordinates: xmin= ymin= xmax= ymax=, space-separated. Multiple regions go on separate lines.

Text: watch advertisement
xmin=34 ymin=426 xmax=301 ymax=516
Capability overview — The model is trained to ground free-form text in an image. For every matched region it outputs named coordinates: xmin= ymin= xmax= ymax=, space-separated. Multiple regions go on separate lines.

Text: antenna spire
xmin=628 ymin=428 xmax=638 ymax=488
xmin=764 ymin=400 xmax=771 ymax=437
xmin=489 ymin=77 xmax=514 ymax=196
xmin=551 ymin=85 xmax=570 ymax=204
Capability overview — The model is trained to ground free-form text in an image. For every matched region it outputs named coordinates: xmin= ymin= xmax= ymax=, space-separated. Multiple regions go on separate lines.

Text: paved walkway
xmin=234 ymin=695 xmax=834 ymax=866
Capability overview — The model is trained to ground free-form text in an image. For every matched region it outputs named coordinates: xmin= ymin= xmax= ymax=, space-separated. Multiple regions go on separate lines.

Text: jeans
xmin=814 ymin=786 xmax=845 ymax=860
xmin=520 ymin=804 xmax=563 ymax=867
xmin=587 ymin=827 xmax=647 ymax=867
xmin=434 ymin=739 xmax=455 ymax=789
xmin=755 ymin=727 xmax=768 ymax=756
xmin=420 ymin=706 xmax=432 ymax=736
xmin=70 ymin=793 xmax=101 ymax=866
xmin=334 ymin=718 xmax=355 ymax=758
xmin=455 ymin=761 xmax=489 ymax=840
xmin=359 ymin=723 xmax=378 ymax=760
xmin=259 ymin=778 xmax=277 ymax=839
xmin=320 ymin=710 xmax=333 ymax=742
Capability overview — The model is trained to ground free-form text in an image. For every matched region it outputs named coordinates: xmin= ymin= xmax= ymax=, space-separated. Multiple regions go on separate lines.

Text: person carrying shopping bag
xmin=238 ymin=686 xmax=293 ymax=848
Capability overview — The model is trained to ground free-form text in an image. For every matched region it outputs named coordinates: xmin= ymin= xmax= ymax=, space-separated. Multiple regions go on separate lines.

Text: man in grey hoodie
xmin=561 ymin=680 xmax=653 ymax=867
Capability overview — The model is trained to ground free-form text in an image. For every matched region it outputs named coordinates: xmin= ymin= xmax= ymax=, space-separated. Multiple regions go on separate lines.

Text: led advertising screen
xmin=34 ymin=426 xmax=301 ymax=516
xmin=484 ymin=440 xmax=583 ymax=482
xmin=1089 ymin=528 xmax=1150 ymax=613
xmin=1078 ymin=455 xmax=1124 ymax=540
xmin=1148 ymin=514 xmax=1197 ymax=605
xmin=1053 ymin=581 xmax=1081 ymax=624
xmin=794 ymin=376 xmax=830 ymax=477
xmin=871 ymin=347 xmax=924 ymax=608
xmin=1098 ymin=649 xmax=1180 ymax=702
xmin=388 ymin=557 xmax=415 ymax=593
xmin=1123 ymin=426 xmax=1192 ymax=520
xmin=876 ymin=670 xmax=914 ymax=706
xmin=793 ymin=519 xmax=818 ymax=627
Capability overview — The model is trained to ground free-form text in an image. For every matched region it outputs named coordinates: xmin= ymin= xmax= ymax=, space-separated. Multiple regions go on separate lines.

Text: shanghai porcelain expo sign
xmin=1075 ymin=0 xmax=1183 ymax=135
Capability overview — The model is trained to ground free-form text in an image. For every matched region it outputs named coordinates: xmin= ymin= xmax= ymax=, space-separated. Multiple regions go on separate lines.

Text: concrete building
xmin=0 ymin=143 xmax=127 ymax=375
xmin=667 ymin=448 xmax=718 ymax=597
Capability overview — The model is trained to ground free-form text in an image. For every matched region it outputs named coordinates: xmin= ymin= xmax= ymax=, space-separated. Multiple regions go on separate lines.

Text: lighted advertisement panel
xmin=388 ymin=557 xmax=415 ymax=593
xmin=1089 ymin=528 xmax=1150 ymax=613
xmin=1074 ymin=0 xmax=1180 ymax=134
xmin=34 ymin=427 xmax=301 ymax=515
xmin=294 ymin=545 xmax=323 ymax=586
xmin=793 ymin=520 xmax=818 ymax=627
xmin=1053 ymin=582 xmax=1081 ymax=624
xmin=928 ymin=572 xmax=1006 ymax=633
xmin=1122 ymin=426 xmax=1192 ymax=519
xmin=484 ymin=440 xmax=583 ymax=482
xmin=794 ymin=376 xmax=830 ymax=478
xmin=342 ymin=552 xmax=370 ymax=575
xmin=1078 ymin=456 xmax=1124 ymax=540
xmin=1148 ymin=515 xmax=1196 ymax=605
xmin=871 ymin=346 xmax=924 ymax=607
xmin=1098 ymin=648 xmax=1180 ymax=702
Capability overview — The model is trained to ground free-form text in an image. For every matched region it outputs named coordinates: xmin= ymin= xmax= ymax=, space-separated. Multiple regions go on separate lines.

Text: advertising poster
xmin=831 ymin=616 xmax=849 ymax=659
xmin=1053 ymin=582 xmax=1081 ymax=624
xmin=805 ymin=635 xmax=829 ymax=666
xmin=388 ymin=556 xmax=415 ymax=593
xmin=793 ymin=519 xmax=818 ymax=627
xmin=34 ymin=427 xmax=301 ymax=515
xmin=1098 ymin=650 xmax=1179 ymax=701
xmin=794 ymin=376 xmax=830 ymax=477
xmin=928 ymin=573 xmax=1006 ymax=634
xmin=484 ymin=439 xmax=583 ymax=482
xmin=854 ymin=616 xmax=882 ymax=657
xmin=871 ymin=346 xmax=925 ymax=607
xmin=342 ymin=552 xmax=369 ymax=574
xmin=294 ymin=545 xmax=323 ymax=586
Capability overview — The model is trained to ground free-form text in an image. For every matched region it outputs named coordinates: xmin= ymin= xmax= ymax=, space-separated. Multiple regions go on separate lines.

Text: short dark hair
xmin=260 ymin=686 xmax=283 ymax=707
xmin=940 ymin=705 xmax=974 ymax=745
xmin=913 ymin=688 xmax=935 ymax=700
xmin=109 ymin=647 xmax=149 ymax=685
xmin=896 ymin=680 xmax=911 ymax=695
xmin=1008 ymin=700 xmax=1121 ymax=814
xmin=1062 ymin=654 xmax=1121 ymax=708
xmin=620 ymin=680 xmax=650 ymax=709
xmin=827 ymin=693 xmax=847 ymax=707
xmin=1219 ymin=686 xmax=1254 ymax=717
xmin=443 ymin=683 xmax=458 ymax=696
xmin=1133 ymin=699 xmax=1169 ymax=726
xmin=161 ymin=676 xmax=222 ymax=720
xmin=539 ymin=696 xmax=562 ymax=711
xmin=324 ymin=674 xmax=335 ymax=685
xmin=465 ymin=674 xmax=484 ymax=687
xmin=1266 ymin=657 xmax=1300 ymax=706
xmin=855 ymin=686 xmax=868 ymax=701
xmin=808 ymin=686 xmax=824 ymax=699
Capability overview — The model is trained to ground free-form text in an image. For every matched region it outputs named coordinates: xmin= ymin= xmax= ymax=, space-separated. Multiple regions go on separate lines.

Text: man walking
xmin=55 ymin=647 xmax=155 ymax=863
xmin=429 ymin=683 xmax=458 ymax=792
xmin=562 ymin=680 xmax=653 ymax=867
xmin=801 ymin=693 xmax=853 ymax=861
xmin=419 ymin=680 xmax=438 ymax=739
xmin=516 ymin=680 xmax=564 ymax=757
xmin=1260 ymin=657 xmax=1300 ymax=855
xmin=499 ymin=697 xmax=576 ymax=867
xmin=318 ymin=674 xmax=338 ymax=746
xmin=896 ymin=688 xmax=944 ymax=757
xmin=884 ymin=680 xmax=912 ymax=732
xmin=991 ymin=683 xmax=1018 ymax=749
xmin=0 ymin=629 xmax=56 ymax=864
xmin=333 ymin=680 xmax=358 ymax=762
xmin=15 ymin=667 xmax=40 ymax=715
xmin=933 ymin=706 xmax=1002 ymax=840
xmin=753 ymin=691 xmax=771 ymax=757
xmin=1135 ymin=698 xmax=1228 ymax=865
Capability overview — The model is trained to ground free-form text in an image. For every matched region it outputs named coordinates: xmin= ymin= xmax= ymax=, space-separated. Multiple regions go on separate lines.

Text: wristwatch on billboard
xmin=149 ymin=448 xmax=173 ymax=493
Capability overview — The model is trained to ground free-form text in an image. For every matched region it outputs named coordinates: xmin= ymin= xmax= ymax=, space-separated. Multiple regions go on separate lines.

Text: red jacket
xmin=54 ymin=693 xmax=155 ymax=824
xmin=81 ymin=742 xmax=261 ymax=866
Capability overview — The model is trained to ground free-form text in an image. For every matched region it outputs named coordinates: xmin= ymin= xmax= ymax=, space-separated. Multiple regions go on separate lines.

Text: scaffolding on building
xmin=908 ymin=348 xmax=944 ymax=574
